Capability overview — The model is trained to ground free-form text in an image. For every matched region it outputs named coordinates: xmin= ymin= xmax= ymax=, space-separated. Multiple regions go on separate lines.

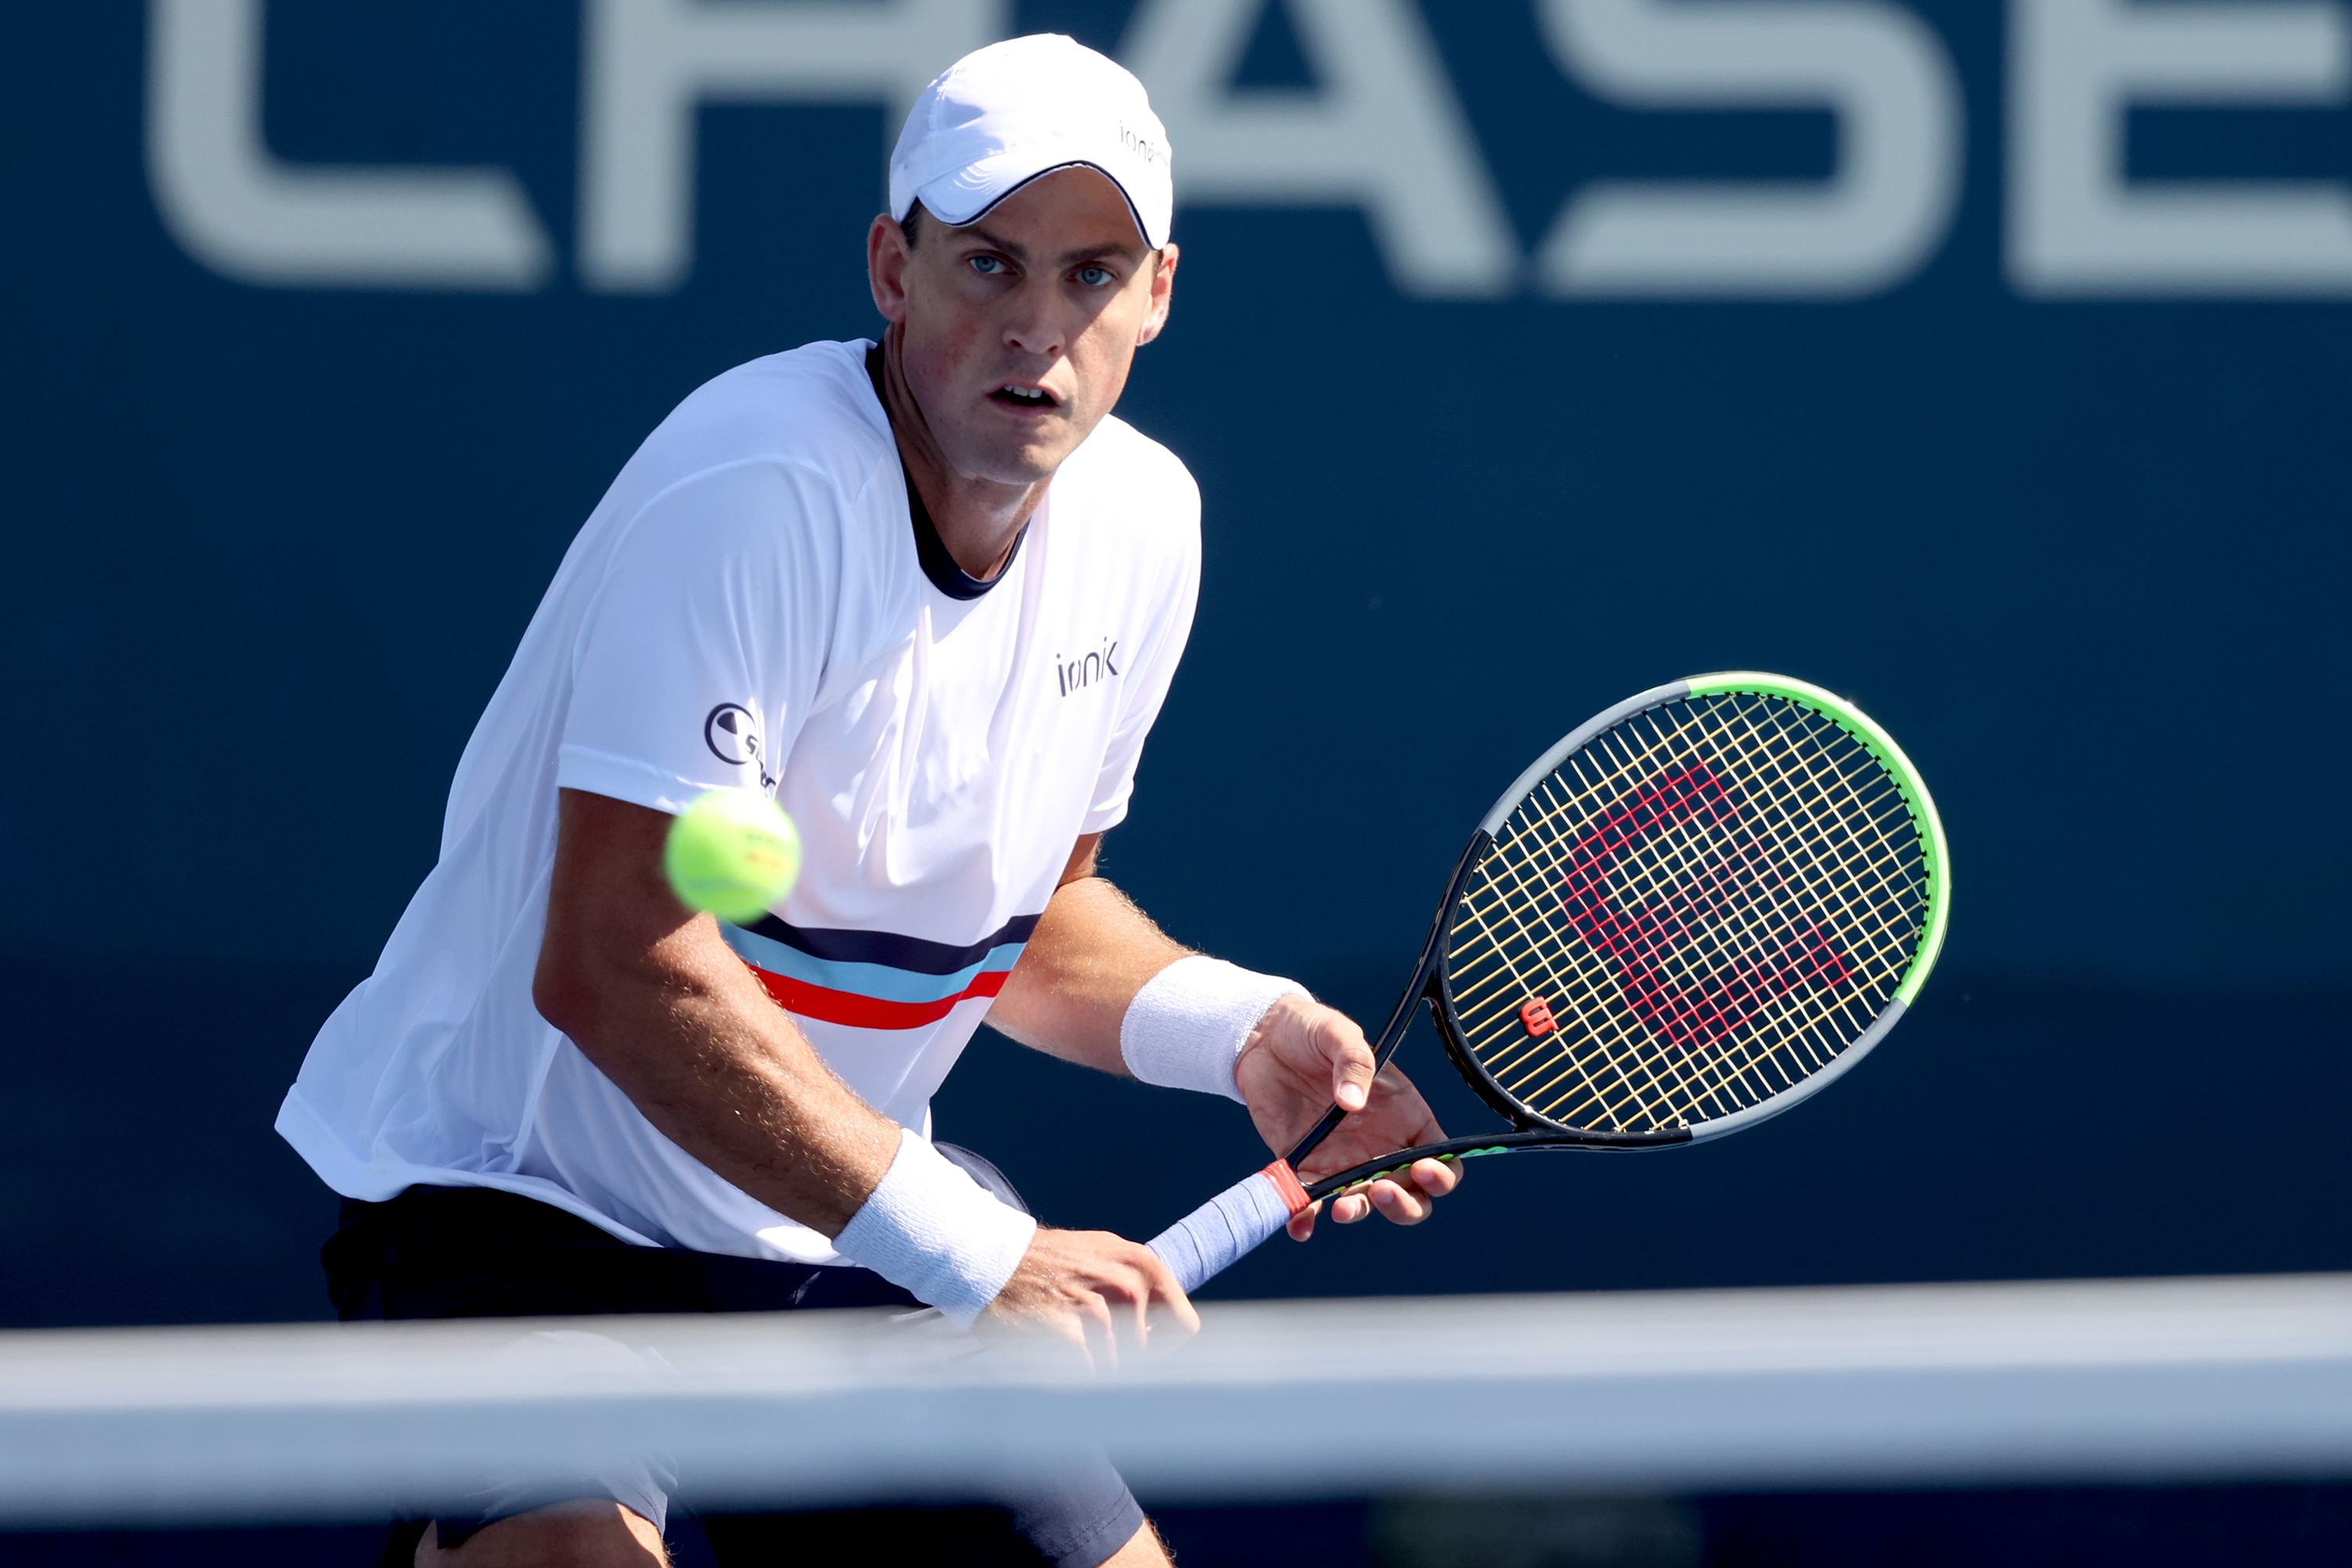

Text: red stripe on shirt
xmin=746 ymin=963 xmax=1011 ymax=1030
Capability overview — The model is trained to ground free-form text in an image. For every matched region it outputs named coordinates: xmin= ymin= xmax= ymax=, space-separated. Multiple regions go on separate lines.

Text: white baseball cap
xmin=888 ymin=35 xmax=1174 ymax=249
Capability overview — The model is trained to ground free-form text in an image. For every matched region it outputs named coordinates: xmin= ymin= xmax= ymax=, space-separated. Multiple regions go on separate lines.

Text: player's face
xmin=874 ymin=168 xmax=1177 ymax=487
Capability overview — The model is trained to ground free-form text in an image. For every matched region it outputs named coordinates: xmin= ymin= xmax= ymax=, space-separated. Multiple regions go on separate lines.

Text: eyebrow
xmin=962 ymin=224 xmax=1150 ymax=268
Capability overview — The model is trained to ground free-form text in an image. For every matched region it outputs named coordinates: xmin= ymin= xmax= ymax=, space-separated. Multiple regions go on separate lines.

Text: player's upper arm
xmin=557 ymin=459 xmax=847 ymax=818
xmin=532 ymin=787 xmax=700 ymax=1037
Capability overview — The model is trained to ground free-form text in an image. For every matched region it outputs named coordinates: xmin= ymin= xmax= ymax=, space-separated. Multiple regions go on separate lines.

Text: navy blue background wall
xmin=2 ymin=0 xmax=2347 ymax=1329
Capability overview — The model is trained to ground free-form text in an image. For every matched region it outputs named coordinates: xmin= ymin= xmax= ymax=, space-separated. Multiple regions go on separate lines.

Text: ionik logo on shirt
xmin=1056 ymin=640 xmax=1121 ymax=697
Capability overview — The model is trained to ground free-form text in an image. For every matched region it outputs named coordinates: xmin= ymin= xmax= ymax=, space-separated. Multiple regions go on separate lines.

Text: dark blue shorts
xmin=323 ymin=1150 xmax=1143 ymax=1568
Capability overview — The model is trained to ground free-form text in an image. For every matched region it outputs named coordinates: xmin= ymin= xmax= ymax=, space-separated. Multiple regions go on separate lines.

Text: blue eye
xmin=970 ymin=255 xmax=1004 ymax=275
xmin=1076 ymin=265 xmax=1110 ymax=286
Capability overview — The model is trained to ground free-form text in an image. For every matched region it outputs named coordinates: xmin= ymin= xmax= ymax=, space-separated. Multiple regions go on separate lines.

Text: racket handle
xmin=1145 ymin=1161 xmax=1312 ymax=1295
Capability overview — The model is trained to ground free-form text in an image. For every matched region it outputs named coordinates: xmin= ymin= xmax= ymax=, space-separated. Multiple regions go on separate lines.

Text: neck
xmin=877 ymin=325 xmax=1044 ymax=582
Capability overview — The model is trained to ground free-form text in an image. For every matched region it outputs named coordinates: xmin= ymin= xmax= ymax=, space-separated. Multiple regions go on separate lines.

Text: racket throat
xmin=1281 ymin=833 xmax=1493 ymax=1174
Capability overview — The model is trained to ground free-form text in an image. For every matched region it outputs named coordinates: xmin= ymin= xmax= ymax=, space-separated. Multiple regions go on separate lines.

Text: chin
xmin=966 ymin=436 xmax=1076 ymax=487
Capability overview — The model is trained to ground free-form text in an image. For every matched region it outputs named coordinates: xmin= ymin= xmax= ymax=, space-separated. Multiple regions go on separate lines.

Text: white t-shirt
xmin=276 ymin=339 xmax=1200 ymax=1264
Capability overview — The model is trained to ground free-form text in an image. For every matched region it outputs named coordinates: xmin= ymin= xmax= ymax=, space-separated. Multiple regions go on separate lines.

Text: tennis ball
xmin=663 ymin=789 xmax=801 ymax=923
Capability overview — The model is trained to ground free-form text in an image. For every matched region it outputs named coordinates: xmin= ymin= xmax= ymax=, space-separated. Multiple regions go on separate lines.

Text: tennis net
xmin=2 ymin=1272 xmax=2347 ymax=1527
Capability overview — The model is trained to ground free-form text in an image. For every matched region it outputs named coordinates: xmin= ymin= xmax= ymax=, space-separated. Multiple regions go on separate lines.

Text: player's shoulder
xmin=1058 ymin=413 xmax=1200 ymax=543
xmin=633 ymin=339 xmax=891 ymax=496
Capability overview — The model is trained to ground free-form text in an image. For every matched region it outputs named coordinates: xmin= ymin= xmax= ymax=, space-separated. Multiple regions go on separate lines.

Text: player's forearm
xmin=539 ymin=917 xmax=900 ymax=1236
xmin=544 ymin=921 xmax=1042 ymax=1326
xmin=536 ymin=789 xmax=1038 ymax=1326
xmin=535 ymin=787 xmax=899 ymax=1236
xmin=987 ymin=873 xmax=1189 ymax=1073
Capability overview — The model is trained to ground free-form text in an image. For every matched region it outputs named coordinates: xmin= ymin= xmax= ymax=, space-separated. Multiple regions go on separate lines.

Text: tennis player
xmin=278 ymin=34 xmax=1457 ymax=1568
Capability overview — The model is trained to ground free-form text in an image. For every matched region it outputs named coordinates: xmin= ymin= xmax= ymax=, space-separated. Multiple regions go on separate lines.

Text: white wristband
xmin=1120 ymin=956 xmax=1309 ymax=1103
xmin=831 ymin=1127 xmax=1039 ymax=1330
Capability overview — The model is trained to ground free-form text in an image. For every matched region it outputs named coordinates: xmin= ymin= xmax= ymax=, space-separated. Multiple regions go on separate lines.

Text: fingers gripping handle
xmin=1145 ymin=1162 xmax=1312 ymax=1295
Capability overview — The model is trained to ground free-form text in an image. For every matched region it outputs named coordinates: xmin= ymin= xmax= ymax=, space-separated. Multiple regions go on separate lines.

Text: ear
xmin=868 ymin=213 xmax=913 ymax=324
xmin=1135 ymin=242 xmax=1178 ymax=347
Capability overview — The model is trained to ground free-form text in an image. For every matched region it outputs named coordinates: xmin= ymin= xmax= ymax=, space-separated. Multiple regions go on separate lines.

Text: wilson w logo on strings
xmin=1556 ymin=757 xmax=1852 ymax=1051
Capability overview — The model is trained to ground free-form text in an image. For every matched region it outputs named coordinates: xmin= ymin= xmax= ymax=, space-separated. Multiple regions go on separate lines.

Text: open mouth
xmin=989 ymin=384 xmax=1058 ymax=410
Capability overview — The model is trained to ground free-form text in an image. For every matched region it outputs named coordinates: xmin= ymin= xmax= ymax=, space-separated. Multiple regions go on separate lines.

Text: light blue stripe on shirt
xmin=720 ymin=922 xmax=1027 ymax=1005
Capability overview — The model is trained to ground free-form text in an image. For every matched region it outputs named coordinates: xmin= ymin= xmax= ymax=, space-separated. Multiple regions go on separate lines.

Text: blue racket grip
xmin=1145 ymin=1162 xmax=1313 ymax=1295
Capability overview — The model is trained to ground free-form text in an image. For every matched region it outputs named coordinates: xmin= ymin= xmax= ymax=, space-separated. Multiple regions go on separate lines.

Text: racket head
xmin=1436 ymin=673 xmax=1949 ymax=1145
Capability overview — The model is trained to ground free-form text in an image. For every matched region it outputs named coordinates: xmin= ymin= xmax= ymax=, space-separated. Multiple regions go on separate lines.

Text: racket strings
xmin=1492 ymin=698 xmax=1919 ymax=1123
xmin=1457 ymin=705 xmax=1838 ymax=1123
xmin=1454 ymin=851 xmax=1679 ymax=1128
xmin=1479 ymin=697 xmax=1921 ymax=1126
xmin=1456 ymin=793 xmax=1740 ymax=1126
xmin=1471 ymin=723 xmax=1832 ymax=1125
xmin=1445 ymin=692 xmax=1929 ymax=1133
xmin=1586 ymin=701 xmax=1917 ymax=1097
xmin=1469 ymin=801 xmax=1867 ymax=1125
xmin=1481 ymin=765 xmax=1755 ymax=1123
xmin=1653 ymin=701 xmax=1918 ymax=1100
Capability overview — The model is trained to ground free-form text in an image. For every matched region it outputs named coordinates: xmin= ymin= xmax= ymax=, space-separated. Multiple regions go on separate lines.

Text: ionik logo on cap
xmin=1120 ymin=124 xmax=1165 ymax=168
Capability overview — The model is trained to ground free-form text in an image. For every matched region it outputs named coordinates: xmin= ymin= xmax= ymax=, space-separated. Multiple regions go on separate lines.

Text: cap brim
xmin=914 ymin=157 xmax=1166 ymax=250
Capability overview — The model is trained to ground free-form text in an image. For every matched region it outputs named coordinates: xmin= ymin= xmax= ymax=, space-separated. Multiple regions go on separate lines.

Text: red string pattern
xmin=1556 ymin=757 xmax=1851 ymax=1051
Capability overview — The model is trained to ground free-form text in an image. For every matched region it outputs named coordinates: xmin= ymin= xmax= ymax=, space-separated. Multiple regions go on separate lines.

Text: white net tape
xmin=2 ymin=1274 xmax=2347 ymax=1526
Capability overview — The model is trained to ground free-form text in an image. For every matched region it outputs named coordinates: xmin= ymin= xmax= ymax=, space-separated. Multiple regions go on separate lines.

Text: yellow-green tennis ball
xmin=663 ymin=789 xmax=801 ymax=923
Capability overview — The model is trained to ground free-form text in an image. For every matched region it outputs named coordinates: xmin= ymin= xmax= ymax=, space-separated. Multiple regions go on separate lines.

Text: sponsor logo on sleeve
xmin=704 ymin=702 xmax=762 ymax=764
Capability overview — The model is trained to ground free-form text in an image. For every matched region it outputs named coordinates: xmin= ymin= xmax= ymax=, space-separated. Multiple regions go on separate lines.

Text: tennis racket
xmin=1144 ymin=673 xmax=1951 ymax=1294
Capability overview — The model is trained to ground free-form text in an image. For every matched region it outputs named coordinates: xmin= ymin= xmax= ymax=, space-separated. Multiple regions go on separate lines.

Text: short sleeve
xmin=1082 ymin=524 xmax=1201 ymax=834
xmin=557 ymin=459 xmax=842 ymax=816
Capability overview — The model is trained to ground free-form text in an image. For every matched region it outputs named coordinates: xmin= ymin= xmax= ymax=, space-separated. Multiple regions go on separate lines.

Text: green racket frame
xmin=1285 ymin=672 xmax=1951 ymax=1200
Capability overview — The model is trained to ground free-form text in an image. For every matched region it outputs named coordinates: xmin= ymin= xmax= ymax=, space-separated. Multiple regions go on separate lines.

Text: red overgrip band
xmin=1261 ymin=1159 xmax=1311 ymax=1216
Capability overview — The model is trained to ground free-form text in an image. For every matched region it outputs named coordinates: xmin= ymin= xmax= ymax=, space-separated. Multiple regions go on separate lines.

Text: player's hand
xmin=982 ymin=1226 xmax=1199 ymax=1367
xmin=1232 ymin=993 xmax=1460 ymax=1241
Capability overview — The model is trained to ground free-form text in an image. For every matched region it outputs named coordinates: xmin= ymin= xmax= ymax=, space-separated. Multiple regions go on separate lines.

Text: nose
xmin=1001 ymin=277 xmax=1065 ymax=361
